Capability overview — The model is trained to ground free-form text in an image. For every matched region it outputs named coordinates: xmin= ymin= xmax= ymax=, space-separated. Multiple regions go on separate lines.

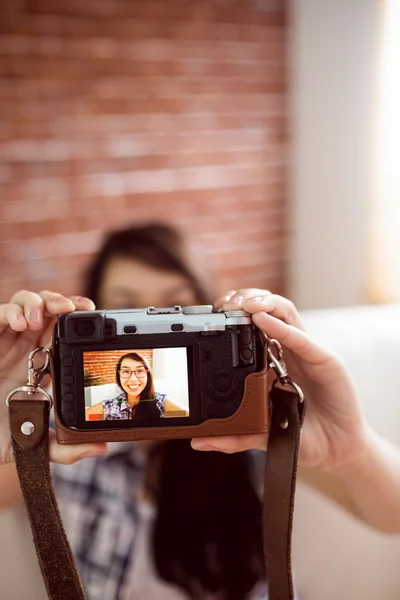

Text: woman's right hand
xmin=0 ymin=290 xmax=108 ymax=465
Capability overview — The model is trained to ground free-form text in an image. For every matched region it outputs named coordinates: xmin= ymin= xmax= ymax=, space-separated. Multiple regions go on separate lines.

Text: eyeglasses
xmin=119 ymin=367 xmax=148 ymax=380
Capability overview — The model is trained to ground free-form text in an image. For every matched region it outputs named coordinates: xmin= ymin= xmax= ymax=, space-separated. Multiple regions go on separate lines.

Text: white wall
xmin=152 ymin=347 xmax=189 ymax=410
xmin=85 ymin=382 xmax=120 ymax=407
xmin=288 ymin=0 xmax=379 ymax=309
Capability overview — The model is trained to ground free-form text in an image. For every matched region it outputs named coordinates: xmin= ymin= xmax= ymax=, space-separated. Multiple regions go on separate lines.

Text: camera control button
xmin=63 ymin=357 xmax=74 ymax=367
xmin=63 ymin=375 xmax=74 ymax=384
xmin=241 ymin=330 xmax=252 ymax=344
xmin=215 ymin=377 xmax=231 ymax=393
xmin=64 ymin=393 xmax=75 ymax=404
xmin=225 ymin=310 xmax=249 ymax=318
xmin=64 ymin=410 xmax=76 ymax=422
xmin=240 ymin=348 xmax=253 ymax=362
xmin=207 ymin=370 xmax=230 ymax=397
xmin=208 ymin=371 xmax=240 ymax=401
xmin=124 ymin=325 xmax=137 ymax=334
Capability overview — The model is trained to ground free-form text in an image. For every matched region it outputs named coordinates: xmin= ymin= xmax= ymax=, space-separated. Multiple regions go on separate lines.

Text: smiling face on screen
xmin=118 ymin=357 xmax=148 ymax=401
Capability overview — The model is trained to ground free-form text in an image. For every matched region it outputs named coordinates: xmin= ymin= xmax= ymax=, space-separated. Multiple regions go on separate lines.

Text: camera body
xmin=52 ymin=306 xmax=269 ymax=444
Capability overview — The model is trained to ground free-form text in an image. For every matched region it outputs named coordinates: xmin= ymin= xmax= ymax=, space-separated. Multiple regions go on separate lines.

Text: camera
xmin=52 ymin=305 xmax=269 ymax=444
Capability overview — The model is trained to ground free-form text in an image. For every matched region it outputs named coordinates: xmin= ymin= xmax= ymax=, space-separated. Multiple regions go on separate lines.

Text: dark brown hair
xmin=85 ymin=222 xmax=211 ymax=307
xmin=84 ymin=223 xmax=265 ymax=598
xmin=116 ymin=352 xmax=155 ymax=400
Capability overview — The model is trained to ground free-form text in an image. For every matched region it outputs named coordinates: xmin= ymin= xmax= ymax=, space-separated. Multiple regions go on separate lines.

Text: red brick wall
xmin=0 ymin=0 xmax=288 ymax=303
xmin=84 ymin=349 xmax=153 ymax=386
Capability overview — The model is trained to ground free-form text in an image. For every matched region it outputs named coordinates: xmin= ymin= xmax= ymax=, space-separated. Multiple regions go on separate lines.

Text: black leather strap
xmin=8 ymin=399 xmax=85 ymax=600
xmin=263 ymin=387 xmax=306 ymax=600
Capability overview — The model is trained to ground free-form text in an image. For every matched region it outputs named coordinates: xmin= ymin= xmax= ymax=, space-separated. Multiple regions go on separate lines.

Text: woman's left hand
xmin=191 ymin=288 xmax=372 ymax=472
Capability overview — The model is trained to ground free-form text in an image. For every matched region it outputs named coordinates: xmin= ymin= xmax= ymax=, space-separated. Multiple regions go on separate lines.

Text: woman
xmin=1 ymin=224 xmax=400 ymax=599
xmin=0 ymin=224 xmax=267 ymax=600
xmin=86 ymin=352 xmax=161 ymax=420
xmin=86 ymin=352 xmax=183 ymax=421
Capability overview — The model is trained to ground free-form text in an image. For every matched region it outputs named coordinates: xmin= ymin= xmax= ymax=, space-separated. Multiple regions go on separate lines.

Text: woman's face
xmin=98 ymin=257 xmax=199 ymax=310
xmin=119 ymin=358 xmax=148 ymax=398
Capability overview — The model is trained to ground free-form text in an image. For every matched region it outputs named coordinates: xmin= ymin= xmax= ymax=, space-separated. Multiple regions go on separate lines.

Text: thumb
xmin=49 ymin=429 xmax=108 ymax=464
xmin=191 ymin=434 xmax=267 ymax=454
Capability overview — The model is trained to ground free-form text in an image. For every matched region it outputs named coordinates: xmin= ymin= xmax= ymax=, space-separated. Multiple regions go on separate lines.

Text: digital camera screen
xmin=83 ymin=348 xmax=189 ymax=422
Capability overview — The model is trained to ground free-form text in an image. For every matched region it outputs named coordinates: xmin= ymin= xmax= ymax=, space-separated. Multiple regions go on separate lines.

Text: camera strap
xmin=7 ymin=341 xmax=305 ymax=600
xmin=8 ymin=399 xmax=85 ymax=600
xmin=6 ymin=345 xmax=85 ymax=600
xmin=263 ymin=335 xmax=306 ymax=600
xmin=264 ymin=386 xmax=305 ymax=599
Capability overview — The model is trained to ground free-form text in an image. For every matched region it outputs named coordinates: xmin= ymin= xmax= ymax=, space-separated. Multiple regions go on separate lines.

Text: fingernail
xmin=193 ymin=444 xmax=219 ymax=452
xmin=73 ymin=296 xmax=91 ymax=303
xmin=247 ymin=295 xmax=270 ymax=303
xmin=215 ymin=293 xmax=234 ymax=306
xmin=54 ymin=296 xmax=71 ymax=305
xmin=227 ymin=294 xmax=243 ymax=305
xmin=29 ymin=307 xmax=42 ymax=325
xmin=17 ymin=313 xmax=26 ymax=323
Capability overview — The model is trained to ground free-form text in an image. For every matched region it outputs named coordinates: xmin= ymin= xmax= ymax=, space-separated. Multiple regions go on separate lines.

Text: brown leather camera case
xmin=53 ymin=349 xmax=270 ymax=444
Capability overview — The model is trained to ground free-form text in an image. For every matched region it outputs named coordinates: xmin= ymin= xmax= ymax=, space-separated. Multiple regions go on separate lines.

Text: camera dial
xmin=225 ymin=310 xmax=250 ymax=318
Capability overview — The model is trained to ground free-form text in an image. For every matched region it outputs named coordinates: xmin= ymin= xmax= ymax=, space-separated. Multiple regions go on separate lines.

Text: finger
xmin=221 ymin=288 xmax=272 ymax=309
xmin=68 ymin=296 xmax=96 ymax=311
xmin=38 ymin=290 xmax=76 ymax=317
xmin=243 ymin=294 xmax=304 ymax=329
xmin=48 ymin=430 xmax=108 ymax=465
xmin=191 ymin=434 xmax=266 ymax=453
xmin=214 ymin=290 xmax=237 ymax=308
xmin=252 ymin=311 xmax=333 ymax=367
xmin=0 ymin=304 xmax=27 ymax=333
xmin=8 ymin=290 xmax=47 ymax=331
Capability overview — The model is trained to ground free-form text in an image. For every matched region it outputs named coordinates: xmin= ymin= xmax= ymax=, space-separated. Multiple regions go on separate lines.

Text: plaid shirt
xmin=51 ymin=444 xmax=301 ymax=600
xmin=102 ymin=391 xmax=167 ymax=420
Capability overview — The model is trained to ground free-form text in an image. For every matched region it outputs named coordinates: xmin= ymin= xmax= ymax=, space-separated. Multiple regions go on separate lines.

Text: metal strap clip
xmin=263 ymin=333 xmax=304 ymax=405
xmin=6 ymin=342 xmax=53 ymax=408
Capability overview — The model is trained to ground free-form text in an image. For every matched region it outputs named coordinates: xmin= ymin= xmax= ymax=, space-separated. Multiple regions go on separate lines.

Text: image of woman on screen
xmin=85 ymin=352 xmax=185 ymax=421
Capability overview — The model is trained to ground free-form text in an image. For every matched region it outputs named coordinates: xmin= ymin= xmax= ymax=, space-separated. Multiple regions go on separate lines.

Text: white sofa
xmin=1 ymin=303 xmax=400 ymax=599
xmin=293 ymin=303 xmax=400 ymax=600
